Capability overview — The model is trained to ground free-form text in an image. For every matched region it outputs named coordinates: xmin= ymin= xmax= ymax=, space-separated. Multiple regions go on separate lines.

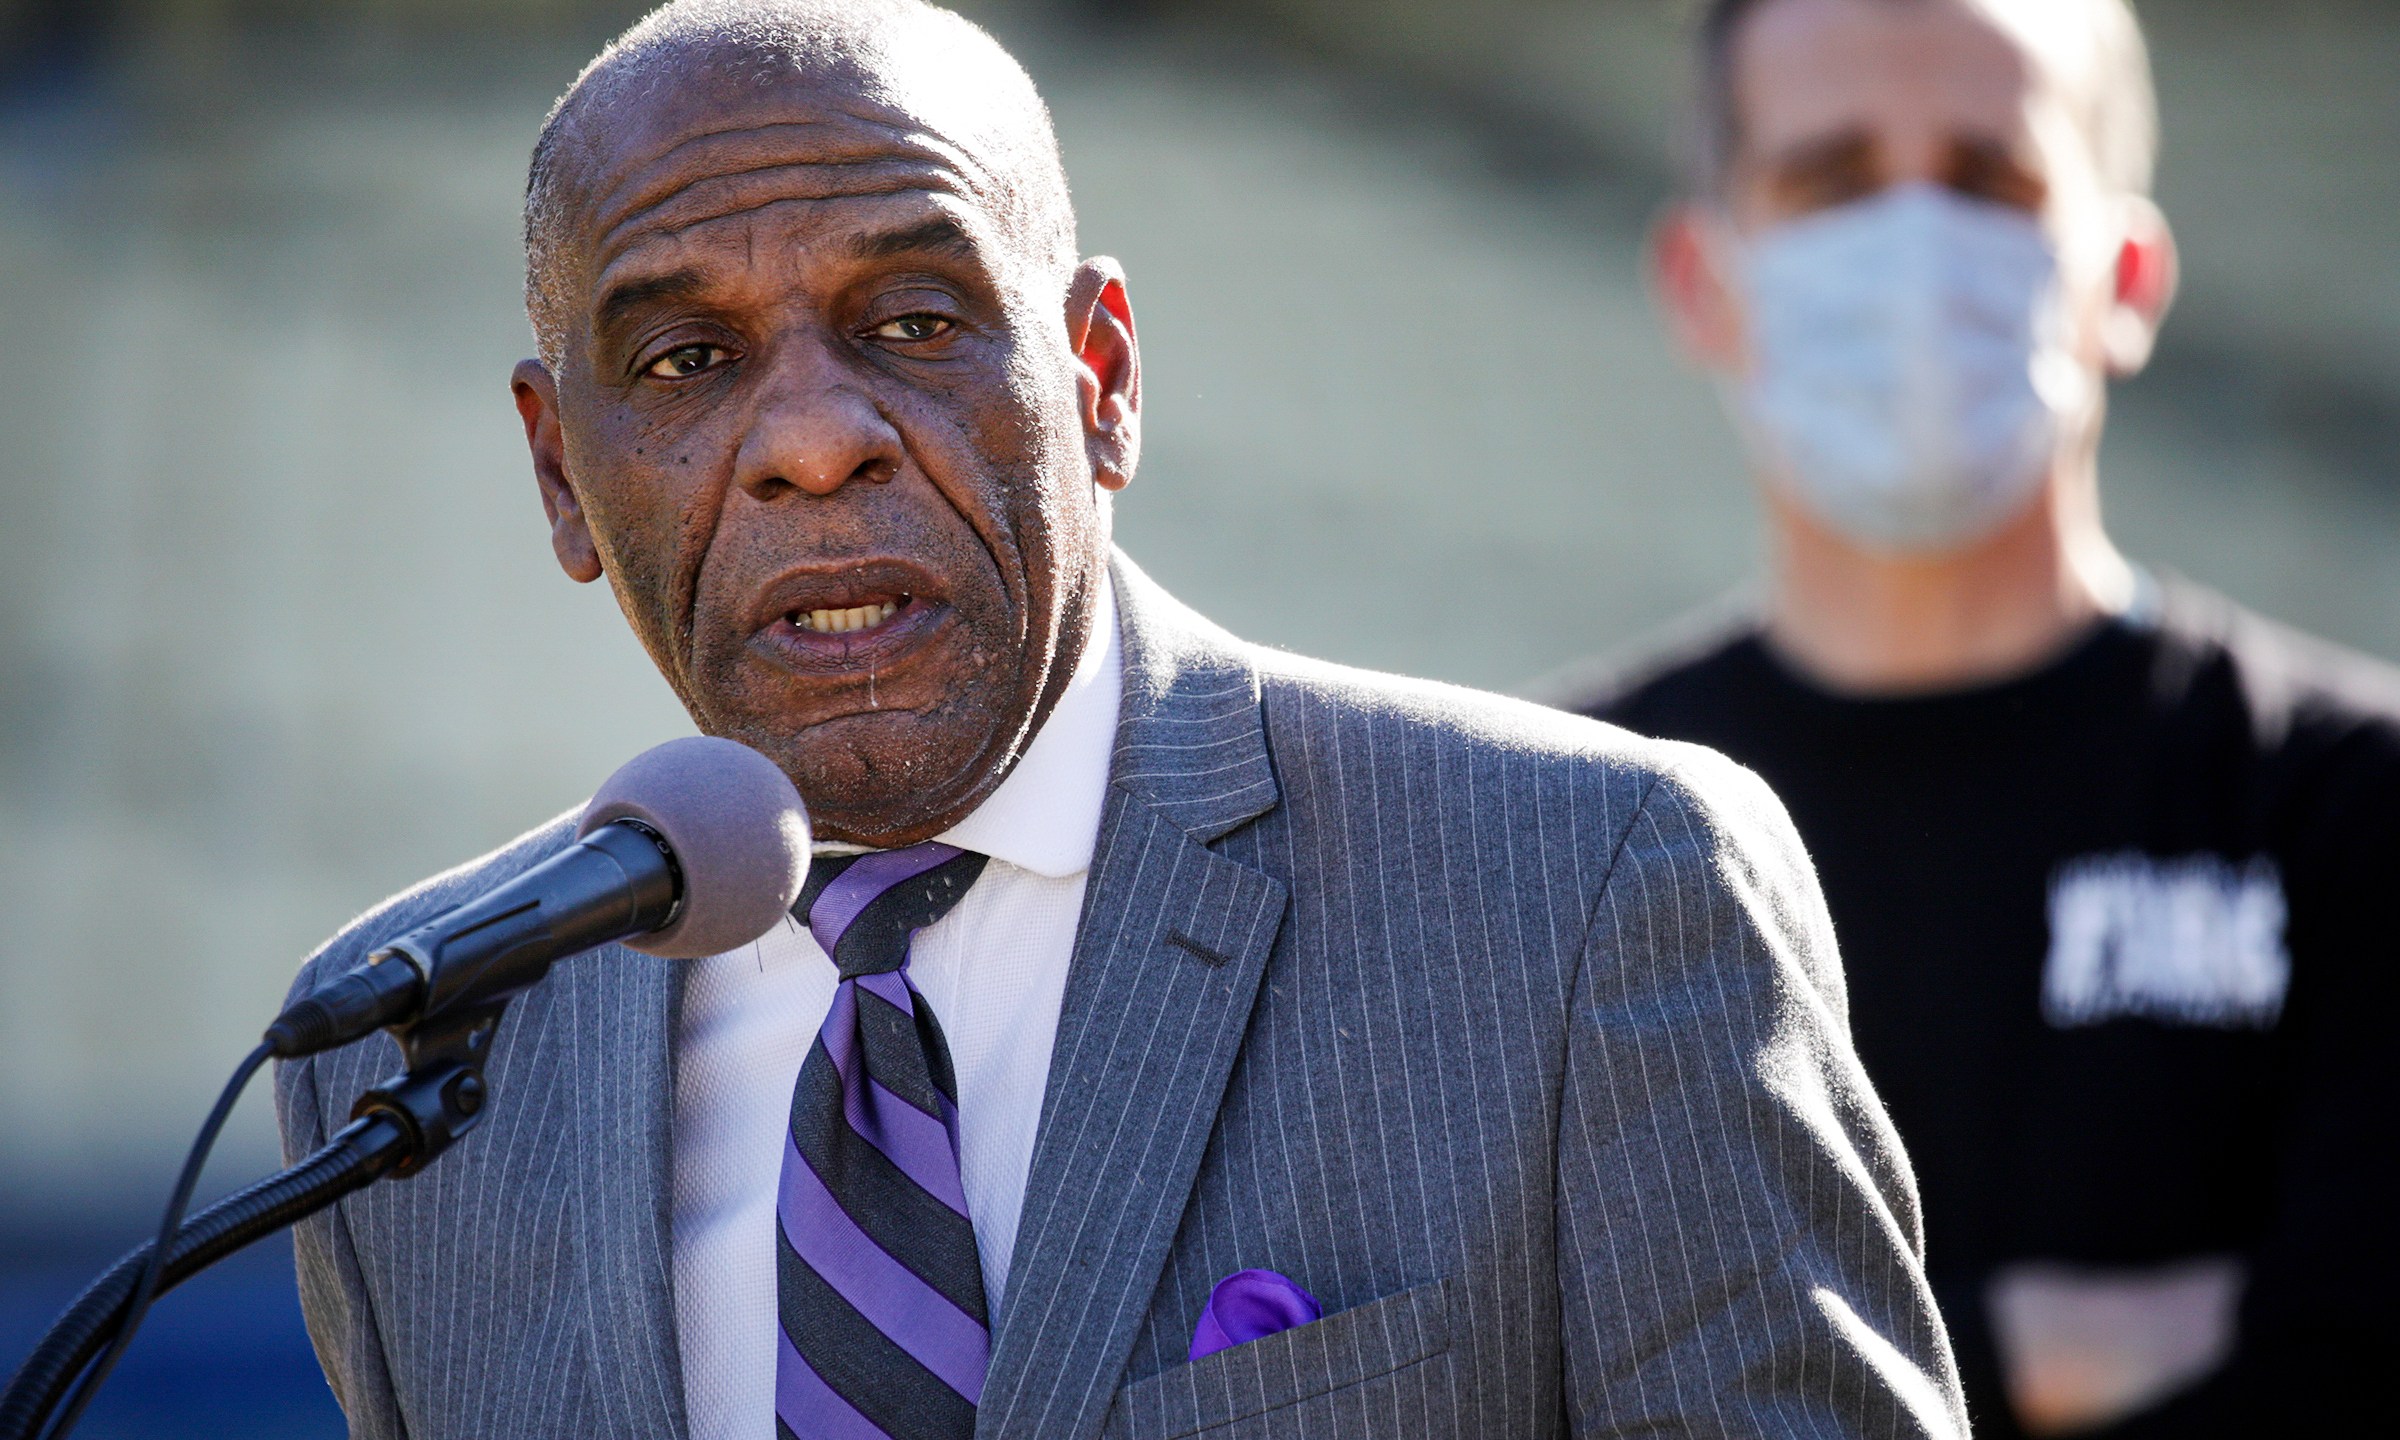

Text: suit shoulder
xmin=1245 ymin=649 xmax=1820 ymax=966
xmin=284 ymin=809 xmax=583 ymax=1004
xmin=1625 ymin=736 xmax=1810 ymax=864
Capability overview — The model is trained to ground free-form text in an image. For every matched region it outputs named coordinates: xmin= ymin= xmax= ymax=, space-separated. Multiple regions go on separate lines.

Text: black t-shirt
xmin=1570 ymin=580 xmax=2400 ymax=1439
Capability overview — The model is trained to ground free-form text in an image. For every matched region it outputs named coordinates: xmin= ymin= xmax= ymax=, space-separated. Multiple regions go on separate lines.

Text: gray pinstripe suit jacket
xmin=277 ymin=555 xmax=1966 ymax=1439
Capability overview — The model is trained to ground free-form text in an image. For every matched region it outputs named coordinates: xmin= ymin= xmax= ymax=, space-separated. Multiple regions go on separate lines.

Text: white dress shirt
xmin=671 ymin=578 xmax=1120 ymax=1440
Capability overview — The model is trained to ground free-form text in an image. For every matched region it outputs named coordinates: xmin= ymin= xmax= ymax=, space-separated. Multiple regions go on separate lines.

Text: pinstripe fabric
xmin=277 ymin=552 xmax=1964 ymax=1439
xmin=277 ymin=825 xmax=687 ymax=1440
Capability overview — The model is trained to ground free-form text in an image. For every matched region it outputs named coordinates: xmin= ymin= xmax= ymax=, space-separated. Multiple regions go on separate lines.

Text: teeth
xmin=796 ymin=600 xmax=902 ymax=634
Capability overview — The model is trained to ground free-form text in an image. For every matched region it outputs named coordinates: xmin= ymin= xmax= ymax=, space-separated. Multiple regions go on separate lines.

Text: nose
xmin=730 ymin=339 xmax=904 ymax=500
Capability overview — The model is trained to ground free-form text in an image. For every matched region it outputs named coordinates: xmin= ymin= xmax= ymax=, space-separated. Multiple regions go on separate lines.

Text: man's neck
xmin=1762 ymin=470 xmax=2137 ymax=696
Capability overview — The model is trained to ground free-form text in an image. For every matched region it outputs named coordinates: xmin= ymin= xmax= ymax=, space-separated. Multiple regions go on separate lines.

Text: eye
xmin=1947 ymin=139 xmax=2048 ymax=215
xmin=644 ymin=343 xmax=727 ymax=379
xmin=871 ymin=313 xmax=955 ymax=344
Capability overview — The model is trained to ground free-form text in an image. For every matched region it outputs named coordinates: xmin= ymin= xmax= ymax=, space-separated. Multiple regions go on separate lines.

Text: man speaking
xmin=275 ymin=2 xmax=1962 ymax=1436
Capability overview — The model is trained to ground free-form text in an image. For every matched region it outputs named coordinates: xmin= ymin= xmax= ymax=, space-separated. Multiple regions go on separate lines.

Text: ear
xmin=512 ymin=358 xmax=604 ymax=584
xmin=2101 ymin=195 xmax=2178 ymax=376
xmin=1065 ymin=257 xmax=1140 ymax=493
xmin=1649 ymin=202 xmax=1748 ymax=372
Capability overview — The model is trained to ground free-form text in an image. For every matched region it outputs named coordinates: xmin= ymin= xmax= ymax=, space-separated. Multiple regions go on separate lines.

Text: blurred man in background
xmin=1558 ymin=0 xmax=2400 ymax=1435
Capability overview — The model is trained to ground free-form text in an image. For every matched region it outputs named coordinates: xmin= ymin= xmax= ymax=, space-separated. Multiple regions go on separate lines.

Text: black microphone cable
xmin=35 ymin=1042 xmax=273 ymax=1440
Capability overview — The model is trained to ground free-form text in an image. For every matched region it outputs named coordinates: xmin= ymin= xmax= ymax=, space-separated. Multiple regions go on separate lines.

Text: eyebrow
xmin=1764 ymin=129 xmax=1877 ymax=183
xmin=845 ymin=217 xmax=978 ymax=263
xmin=1946 ymin=134 xmax=2047 ymax=204
xmin=594 ymin=267 xmax=709 ymax=335
xmin=589 ymin=219 xmax=979 ymax=334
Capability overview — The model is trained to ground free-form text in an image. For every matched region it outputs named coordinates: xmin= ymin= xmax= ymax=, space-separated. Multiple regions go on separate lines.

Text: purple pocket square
xmin=1188 ymin=1268 xmax=1323 ymax=1361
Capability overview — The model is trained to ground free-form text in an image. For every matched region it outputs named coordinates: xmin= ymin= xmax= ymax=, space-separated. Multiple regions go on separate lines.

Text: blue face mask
xmin=1733 ymin=183 xmax=2092 ymax=553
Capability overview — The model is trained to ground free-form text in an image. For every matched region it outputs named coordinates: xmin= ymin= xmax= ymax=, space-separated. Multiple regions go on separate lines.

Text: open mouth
xmin=791 ymin=596 xmax=908 ymax=635
xmin=750 ymin=560 xmax=954 ymax=674
xmin=756 ymin=585 xmax=949 ymax=673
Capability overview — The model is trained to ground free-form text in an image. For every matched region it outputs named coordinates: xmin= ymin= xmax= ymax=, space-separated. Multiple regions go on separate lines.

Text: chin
xmin=723 ymin=707 xmax=1011 ymax=847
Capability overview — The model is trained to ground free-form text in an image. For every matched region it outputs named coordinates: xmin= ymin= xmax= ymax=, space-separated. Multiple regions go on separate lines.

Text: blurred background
xmin=0 ymin=0 xmax=2391 ymax=1432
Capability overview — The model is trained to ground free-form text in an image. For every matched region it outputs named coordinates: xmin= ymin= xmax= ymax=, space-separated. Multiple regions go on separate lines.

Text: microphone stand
xmin=0 ymin=994 xmax=515 ymax=1440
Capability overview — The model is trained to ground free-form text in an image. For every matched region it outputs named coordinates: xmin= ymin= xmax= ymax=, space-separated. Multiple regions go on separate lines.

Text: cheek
xmin=563 ymin=422 xmax=728 ymax=645
xmin=949 ymin=342 xmax=1071 ymax=474
xmin=913 ymin=348 xmax=1090 ymax=567
xmin=989 ymin=349 xmax=1097 ymax=522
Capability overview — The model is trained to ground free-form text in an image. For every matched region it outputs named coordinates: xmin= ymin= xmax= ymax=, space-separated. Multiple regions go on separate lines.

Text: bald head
xmin=523 ymin=0 xmax=1075 ymax=369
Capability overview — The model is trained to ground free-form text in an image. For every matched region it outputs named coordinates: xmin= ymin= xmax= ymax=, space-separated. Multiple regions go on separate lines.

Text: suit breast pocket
xmin=1102 ymin=1276 xmax=1452 ymax=1440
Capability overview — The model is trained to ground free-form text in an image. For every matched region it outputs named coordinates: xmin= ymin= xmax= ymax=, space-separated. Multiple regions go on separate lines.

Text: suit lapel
xmin=976 ymin=555 xmax=1288 ymax=1440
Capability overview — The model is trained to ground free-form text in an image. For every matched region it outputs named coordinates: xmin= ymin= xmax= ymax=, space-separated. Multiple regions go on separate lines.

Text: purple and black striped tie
xmin=777 ymin=842 xmax=990 ymax=1440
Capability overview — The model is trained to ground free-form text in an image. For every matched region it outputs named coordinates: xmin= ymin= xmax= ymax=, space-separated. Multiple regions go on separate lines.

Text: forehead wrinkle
xmin=588 ymin=95 xmax=1002 ymax=233
xmin=593 ymin=190 xmax=987 ymax=304
xmin=595 ymin=162 xmax=973 ymax=275
xmin=594 ymin=114 xmax=919 ymax=212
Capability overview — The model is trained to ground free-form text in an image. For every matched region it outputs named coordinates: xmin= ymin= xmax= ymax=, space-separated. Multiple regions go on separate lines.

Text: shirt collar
xmin=808 ymin=575 xmax=1119 ymax=879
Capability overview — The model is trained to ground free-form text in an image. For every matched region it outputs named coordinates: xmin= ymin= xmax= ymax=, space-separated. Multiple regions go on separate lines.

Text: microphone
xmin=265 ymin=736 xmax=809 ymax=1059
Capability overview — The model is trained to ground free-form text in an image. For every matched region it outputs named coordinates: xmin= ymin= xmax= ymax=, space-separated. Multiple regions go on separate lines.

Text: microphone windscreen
xmin=577 ymin=735 xmax=810 ymax=959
